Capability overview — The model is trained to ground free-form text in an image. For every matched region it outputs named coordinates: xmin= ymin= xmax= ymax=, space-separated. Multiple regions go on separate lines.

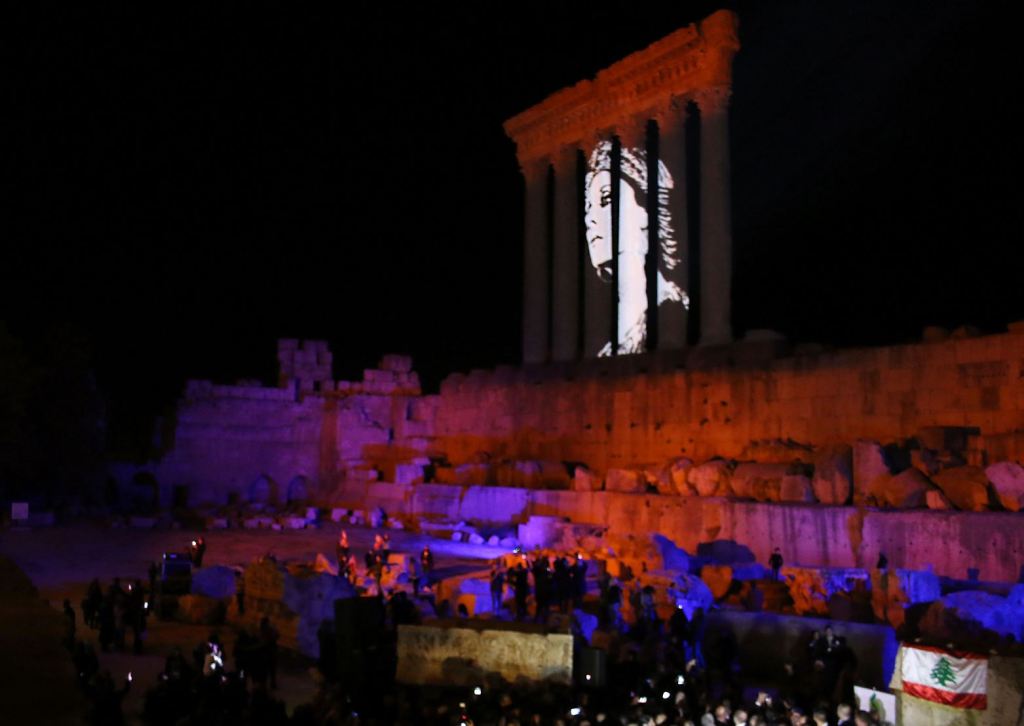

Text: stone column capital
xmin=582 ymin=129 xmax=614 ymax=155
xmin=614 ymin=116 xmax=649 ymax=150
xmin=693 ymin=87 xmax=731 ymax=117
xmin=652 ymin=98 xmax=689 ymax=131
xmin=552 ymin=145 xmax=579 ymax=174
xmin=518 ymin=156 xmax=550 ymax=182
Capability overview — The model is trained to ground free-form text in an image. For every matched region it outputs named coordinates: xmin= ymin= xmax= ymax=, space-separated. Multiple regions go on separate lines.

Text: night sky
xmin=6 ymin=2 xmax=1022 ymax=451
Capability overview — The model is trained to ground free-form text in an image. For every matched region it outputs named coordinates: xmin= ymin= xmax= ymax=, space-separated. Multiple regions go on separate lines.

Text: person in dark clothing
xmin=420 ymin=546 xmax=434 ymax=590
xmin=82 ymin=578 xmax=102 ymax=629
xmin=490 ymin=563 xmax=505 ymax=615
xmin=235 ymin=572 xmax=246 ymax=615
xmin=769 ymin=548 xmax=784 ymax=580
xmin=876 ymin=552 xmax=888 ymax=570
xmin=410 ymin=556 xmax=422 ymax=595
xmin=553 ymin=556 xmax=571 ymax=612
xmin=127 ymin=580 xmax=147 ymax=653
xmin=668 ymin=603 xmax=690 ymax=649
xmin=572 ymin=553 xmax=588 ymax=607
xmin=190 ymin=537 xmax=207 ymax=568
xmin=62 ymin=599 xmax=76 ymax=642
xmin=73 ymin=641 xmax=100 ymax=687
xmin=531 ymin=556 xmax=551 ymax=623
xmin=688 ymin=606 xmax=707 ymax=667
xmin=97 ymin=597 xmax=116 ymax=653
xmin=512 ymin=562 xmax=529 ymax=620
xmin=368 ymin=548 xmax=384 ymax=595
xmin=87 ymin=670 xmax=130 ymax=726
xmin=259 ymin=617 xmax=279 ymax=689
xmin=336 ymin=530 xmax=350 ymax=566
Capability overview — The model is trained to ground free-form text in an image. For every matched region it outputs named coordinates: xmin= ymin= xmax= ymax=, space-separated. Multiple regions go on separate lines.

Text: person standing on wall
xmin=489 ymin=563 xmax=505 ymax=615
xmin=769 ymin=547 xmax=784 ymax=581
xmin=420 ymin=546 xmax=434 ymax=590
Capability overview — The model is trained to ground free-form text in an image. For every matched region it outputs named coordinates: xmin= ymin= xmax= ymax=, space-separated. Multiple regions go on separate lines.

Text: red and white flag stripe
xmin=900 ymin=644 xmax=987 ymax=710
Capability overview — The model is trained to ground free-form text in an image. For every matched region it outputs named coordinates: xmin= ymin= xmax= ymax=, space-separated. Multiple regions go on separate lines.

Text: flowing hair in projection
xmin=584 ymin=140 xmax=689 ymax=355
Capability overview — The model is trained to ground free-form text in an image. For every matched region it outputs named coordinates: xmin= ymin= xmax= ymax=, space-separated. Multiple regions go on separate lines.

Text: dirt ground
xmin=0 ymin=520 xmax=503 ymax=724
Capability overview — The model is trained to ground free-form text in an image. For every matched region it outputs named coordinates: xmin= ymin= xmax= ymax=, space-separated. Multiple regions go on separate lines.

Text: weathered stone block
xmin=395 ymin=624 xmax=573 ymax=686
xmin=853 ymin=440 xmax=892 ymax=502
xmin=779 ymin=474 xmax=814 ymax=503
xmin=700 ymin=564 xmax=733 ymax=600
xmin=925 ymin=489 xmax=952 ymax=509
xmin=867 ymin=468 xmax=933 ymax=509
xmin=687 ymin=459 xmax=732 ymax=497
xmin=572 ymin=465 xmax=601 ymax=492
xmin=731 ymin=463 xmax=791 ymax=502
xmin=931 ymin=466 xmax=992 ymax=511
xmin=922 ymin=590 xmax=1024 ymax=644
xmin=668 ymin=457 xmax=696 ymax=495
xmin=812 ymin=444 xmax=853 ymax=505
xmin=870 ymin=568 xmax=940 ymax=628
xmin=605 ymin=468 xmax=645 ymax=493
xmin=985 ymin=460 xmax=1024 ymax=511
xmin=394 ymin=464 xmax=424 ymax=486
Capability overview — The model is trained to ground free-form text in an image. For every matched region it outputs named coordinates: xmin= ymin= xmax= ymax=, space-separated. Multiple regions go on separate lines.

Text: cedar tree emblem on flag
xmin=900 ymin=645 xmax=987 ymax=710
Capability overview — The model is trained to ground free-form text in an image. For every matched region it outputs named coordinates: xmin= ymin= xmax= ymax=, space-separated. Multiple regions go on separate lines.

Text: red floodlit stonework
xmin=125 ymin=324 xmax=1024 ymax=583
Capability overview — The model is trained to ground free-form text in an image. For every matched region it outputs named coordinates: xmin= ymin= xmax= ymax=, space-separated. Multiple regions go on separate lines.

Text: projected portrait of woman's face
xmin=585 ymin=140 xmax=689 ymax=356
xmin=584 ymin=165 xmax=614 ymax=282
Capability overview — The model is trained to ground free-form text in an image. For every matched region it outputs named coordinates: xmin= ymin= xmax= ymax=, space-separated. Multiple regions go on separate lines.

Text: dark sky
xmin=6 ymin=2 xmax=1022 ymax=441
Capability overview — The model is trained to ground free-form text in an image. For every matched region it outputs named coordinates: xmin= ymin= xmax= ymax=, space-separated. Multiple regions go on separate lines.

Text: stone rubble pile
xmin=422 ymin=428 xmax=1024 ymax=514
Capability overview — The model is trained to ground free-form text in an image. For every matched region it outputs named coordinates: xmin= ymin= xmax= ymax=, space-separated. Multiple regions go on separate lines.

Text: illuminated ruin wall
xmin=432 ymin=326 xmax=1024 ymax=471
xmin=136 ymin=327 xmax=1024 ymax=582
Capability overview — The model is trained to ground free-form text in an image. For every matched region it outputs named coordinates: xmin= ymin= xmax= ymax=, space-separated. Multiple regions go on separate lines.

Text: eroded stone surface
xmin=931 ymin=466 xmax=992 ymax=512
xmin=687 ymin=459 xmax=732 ymax=497
xmin=985 ymin=461 xmax=1024 ymax=512
xmin=867 ymin=468 xmax=933 ymax=509
xmin=395 ymin=624 xmax=573 ymax=686
xmin=812 ymin=445 xmax=853 ymax=505
xmin=779 ymin=474 xmax=814 ymax=503
xmin=853 ymin=440 xmax=892 ymax=503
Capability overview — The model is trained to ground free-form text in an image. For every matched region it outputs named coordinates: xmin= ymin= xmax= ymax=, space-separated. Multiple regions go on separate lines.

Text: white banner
xmin=853 ymin=686 xmax=896 ymax=725
xmin=900 ymin=644 xmax=987 ymax=710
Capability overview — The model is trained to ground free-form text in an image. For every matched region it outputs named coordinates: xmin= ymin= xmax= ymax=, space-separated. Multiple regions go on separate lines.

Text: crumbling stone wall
xmin=153 ymin=346 xmax=427 ymax=506
xmin=433 ymin=326 xmax=1024 ymax=472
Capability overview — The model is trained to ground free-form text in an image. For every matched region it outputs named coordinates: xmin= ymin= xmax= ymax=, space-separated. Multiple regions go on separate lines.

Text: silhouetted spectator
xmin=190 ymin=536 xmax=207 ymax=567
xmin=769 ymin=548 xmax=784 ymax=580
xmin=490 ymin=563 xmax=505 ymax=614
xmin=62 ymin=599 xmax=76 ymax=649
xmin=259 ymin=617 xmax=279 ymax=689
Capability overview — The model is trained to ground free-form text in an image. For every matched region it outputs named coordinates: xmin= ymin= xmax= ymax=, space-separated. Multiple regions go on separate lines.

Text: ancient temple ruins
xmin=504 ymin=10 xmax=739 ymax=363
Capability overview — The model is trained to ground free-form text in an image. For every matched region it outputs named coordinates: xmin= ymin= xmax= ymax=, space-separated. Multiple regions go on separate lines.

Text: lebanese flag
xmin=900 ymin=644 xmax=987 ymax=709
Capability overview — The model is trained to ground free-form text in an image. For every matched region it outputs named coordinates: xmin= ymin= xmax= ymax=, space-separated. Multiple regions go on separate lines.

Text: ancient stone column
xmin=616 ymin=120 xmax=650 ymax=354
xmin=653 ymin=102 xmax=690 ymax=349
xmin=582 ymin=136 xmax=614 ymax=358
xmin=521 ymin=158 xmax=550 ymax=364
xmin=551 ymin=146 xmax=580 ymax=361
xmin=696 ymin=88 xmax=733 ymax=346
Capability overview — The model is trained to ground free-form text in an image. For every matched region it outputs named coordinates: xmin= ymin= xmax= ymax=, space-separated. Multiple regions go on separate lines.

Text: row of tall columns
xmin=521 ymin=92 xmax=733 ymax=363
xmin=655 ymin=105 xmax=689 ymax=350
xmin=551 ymin=147 xmax=580 ymax=362
xmin=521 ymin=160 xmax=549 ymax=364
xmin=696 ymin=89 xmax=733 ymax=346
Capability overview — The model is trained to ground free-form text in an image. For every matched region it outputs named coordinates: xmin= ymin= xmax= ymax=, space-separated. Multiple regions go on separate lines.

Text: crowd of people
xmin=79 ymin=575 xmax=150 ymax=654
xmin=55 ymin=529 xmax=890 ymax=725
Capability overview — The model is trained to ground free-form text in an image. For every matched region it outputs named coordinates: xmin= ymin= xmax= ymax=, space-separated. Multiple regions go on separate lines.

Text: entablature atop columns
xmin=504 ymin=9 xmax=739 ymax=166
